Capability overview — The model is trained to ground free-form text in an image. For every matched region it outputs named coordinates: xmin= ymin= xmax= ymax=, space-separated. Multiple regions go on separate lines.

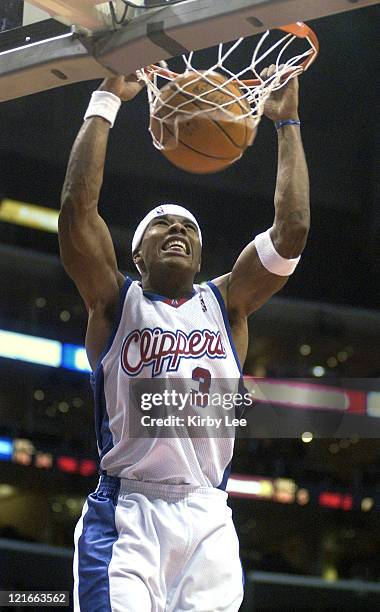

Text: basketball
xmin=150 ymin=71 xmax=257 ymax=174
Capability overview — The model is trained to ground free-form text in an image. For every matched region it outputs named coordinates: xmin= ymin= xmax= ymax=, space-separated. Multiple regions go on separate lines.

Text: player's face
xmin=136 ymin=214 xmax=202 ymax=277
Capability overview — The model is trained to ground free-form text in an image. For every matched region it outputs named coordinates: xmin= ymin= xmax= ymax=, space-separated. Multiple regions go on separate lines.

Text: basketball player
xmin=58 ymin=66 xmax=309 ymax=611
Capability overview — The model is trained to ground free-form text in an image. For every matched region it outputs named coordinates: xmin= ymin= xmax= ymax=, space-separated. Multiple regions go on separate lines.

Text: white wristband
xmin=254 ymin=228 xmax=301 ymax=276
xmin=84 ymin=90 xmax=122 ymax=128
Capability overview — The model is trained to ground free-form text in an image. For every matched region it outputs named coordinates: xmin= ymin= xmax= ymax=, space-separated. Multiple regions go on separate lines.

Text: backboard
xmin=0 ymin=0 xmax=379 ymax=102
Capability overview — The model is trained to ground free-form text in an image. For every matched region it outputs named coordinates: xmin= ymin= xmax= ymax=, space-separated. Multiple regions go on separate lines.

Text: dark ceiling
xmin=0 ymin=5 xmax=379 ymax=309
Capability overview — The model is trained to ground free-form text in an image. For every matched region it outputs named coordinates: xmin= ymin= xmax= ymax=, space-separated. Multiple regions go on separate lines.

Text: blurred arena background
xmin=0 ymin=1 xmax=379 ymax=610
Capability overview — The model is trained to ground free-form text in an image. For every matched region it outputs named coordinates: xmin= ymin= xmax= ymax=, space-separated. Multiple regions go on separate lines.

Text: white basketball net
xmin=136 ymin=27 xmax=317 ymax=150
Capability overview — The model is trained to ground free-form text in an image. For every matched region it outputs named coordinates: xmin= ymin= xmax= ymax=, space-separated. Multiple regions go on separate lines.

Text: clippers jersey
xmin=91 ymin=278 xmax=242 ymax=489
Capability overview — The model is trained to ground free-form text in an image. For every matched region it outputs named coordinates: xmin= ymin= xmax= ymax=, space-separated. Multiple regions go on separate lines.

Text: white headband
xmin=132 ymin=204 xmax=202 ymax=269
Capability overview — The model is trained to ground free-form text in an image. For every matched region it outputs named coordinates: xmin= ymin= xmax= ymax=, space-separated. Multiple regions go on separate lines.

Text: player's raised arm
xmin=58 ymin=74 xmax=145 ymax=312
xmin=215 ymin=65 xmax=310 ymax=319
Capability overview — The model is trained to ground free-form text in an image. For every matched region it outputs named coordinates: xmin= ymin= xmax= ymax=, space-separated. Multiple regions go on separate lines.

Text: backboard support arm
xmin=0 ymin=0 xmax=378 ymax=102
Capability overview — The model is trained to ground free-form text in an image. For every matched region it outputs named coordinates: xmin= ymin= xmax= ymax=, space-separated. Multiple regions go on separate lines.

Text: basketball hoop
xmin=137 ymin=22 xmax=319 ymax=153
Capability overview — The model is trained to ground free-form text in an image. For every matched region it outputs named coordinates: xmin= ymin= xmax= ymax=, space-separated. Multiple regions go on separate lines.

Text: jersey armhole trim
xmin=91 ymin=276 xmax=133 ymax=383
xmin=206 ymin=281 xmax=242 ymax=375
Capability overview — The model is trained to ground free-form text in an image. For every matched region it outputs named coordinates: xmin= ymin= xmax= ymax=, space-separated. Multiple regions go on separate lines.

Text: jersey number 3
xmin=192 ymin=367 xmax=211 ymax=407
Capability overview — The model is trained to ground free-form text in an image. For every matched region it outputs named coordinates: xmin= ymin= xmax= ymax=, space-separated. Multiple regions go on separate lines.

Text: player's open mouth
xmin=162 ymin=238 xmax=189 ymax=255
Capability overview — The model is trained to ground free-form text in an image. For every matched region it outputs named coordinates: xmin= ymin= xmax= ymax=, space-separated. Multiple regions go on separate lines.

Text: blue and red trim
xmin=143 ymin=288 xmax=196 ymax=308
xmin=91 ymin=276 xmax=133 ymax=468
xmin=207 ymin=281 xmax=242 ymax=375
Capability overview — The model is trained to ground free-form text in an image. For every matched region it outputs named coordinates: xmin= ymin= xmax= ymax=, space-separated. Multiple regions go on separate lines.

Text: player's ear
xmin=133 ymin=250 xmax=145 ymax=272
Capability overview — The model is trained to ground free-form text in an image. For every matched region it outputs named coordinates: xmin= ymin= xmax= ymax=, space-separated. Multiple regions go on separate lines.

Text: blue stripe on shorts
xmin=77 ymin=476 xmax=120 ymax=611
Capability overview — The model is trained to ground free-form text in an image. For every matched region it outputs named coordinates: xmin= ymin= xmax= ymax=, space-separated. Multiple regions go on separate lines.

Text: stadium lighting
xmin=61 ymin=344 xmax=91 ymax=372
xmin=0 ymin=485 xmax=16 ymax=498
xmin=227 ymin=476 xmax=274 ymax=499
xmin=0 ymin=438 xmax=13 ymax=461
xmin=0 ymin=330 xmax=61 ymax=367
xmin=367 ymin=392 xmax=380 ymax=417
xmin=57 ymin=456 xmax=78 ymax=473
xmin=35 ymin=452 xmax=53 ymax=469
xmin=296 ymin=488 xmax=310 ymax=505
xmin=361 ymin=497 xmax=374 ymax=512
xmin=0 ymin=328 xmax=91 ymax=372
xmin=319 ymin=492 xmax=353 ymax=511
xmin=299 ymin=344 xmax=311 ymax=356
xmin=33 ymin=390 xmax=45 ymax=401
xmin=312 ymin=365 xmax=325 ymax=377
xmin=227 ymin=477 xmax=262 ymax=496
xmin=0 ymin=199 xmax=58 ymax=233
xmin=301 ymin=431 xmax=313 ymax=443
xmin=327 ymin=356 xmax=338 ymax=368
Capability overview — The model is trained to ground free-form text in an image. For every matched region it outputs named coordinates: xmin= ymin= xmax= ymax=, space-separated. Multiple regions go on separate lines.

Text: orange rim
xmin=279 ymin=22 xmax=319 ymax=71
xmin=144 ymin=22 xmax=319 ymax=86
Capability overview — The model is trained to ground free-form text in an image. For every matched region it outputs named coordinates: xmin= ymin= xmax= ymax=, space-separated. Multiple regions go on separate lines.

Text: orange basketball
xmin=150 ymin=71 xmax=256 ymax=174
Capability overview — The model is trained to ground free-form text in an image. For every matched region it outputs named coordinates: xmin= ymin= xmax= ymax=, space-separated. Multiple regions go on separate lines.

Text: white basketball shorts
xmin=73 ymin=475 xmax=244 ymax=611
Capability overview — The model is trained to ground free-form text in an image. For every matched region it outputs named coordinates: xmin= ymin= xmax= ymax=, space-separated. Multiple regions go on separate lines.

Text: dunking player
xmin=58 ymin=66 xmax=309 ymax=611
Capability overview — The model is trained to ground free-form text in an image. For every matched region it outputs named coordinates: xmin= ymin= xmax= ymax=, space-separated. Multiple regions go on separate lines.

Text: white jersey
xmin=91 ymin=278 xmax=242 ymax=489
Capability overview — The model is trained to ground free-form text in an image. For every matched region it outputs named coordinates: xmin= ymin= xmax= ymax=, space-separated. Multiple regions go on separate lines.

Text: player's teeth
xmin=167 ymin=241 xmax=186 ymax=252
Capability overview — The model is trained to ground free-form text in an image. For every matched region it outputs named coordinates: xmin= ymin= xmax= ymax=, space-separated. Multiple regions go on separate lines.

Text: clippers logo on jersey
xmin=121 ymin=327 xmax=226 ymax=376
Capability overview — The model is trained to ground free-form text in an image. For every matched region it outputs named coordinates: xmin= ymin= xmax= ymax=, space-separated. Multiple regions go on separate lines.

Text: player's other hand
xmin=261 ymin=64 xmax=299 ymax=122
xmin=98 ymin=73 xmax=146 ymax=102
